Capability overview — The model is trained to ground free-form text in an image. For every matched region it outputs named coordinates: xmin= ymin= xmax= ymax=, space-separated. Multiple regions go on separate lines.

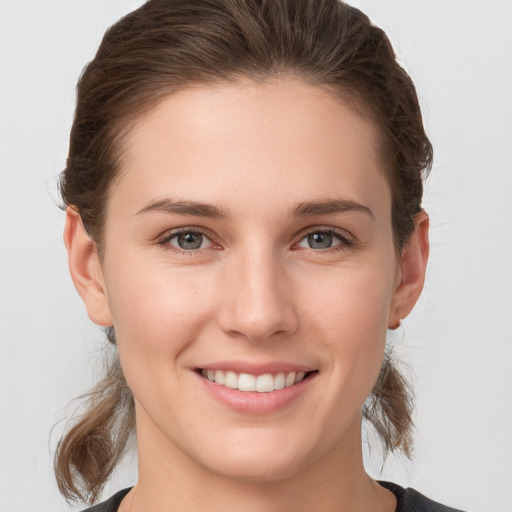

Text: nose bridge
xmin=219 ymin=243 xmax=298 ymax=342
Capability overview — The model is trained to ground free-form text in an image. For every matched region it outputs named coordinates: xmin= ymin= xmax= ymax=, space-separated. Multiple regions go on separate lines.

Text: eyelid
xmin=156 ymin=226 xmax=220 ymax=253
xmin=293 ymin=226 xmax=355 ymax=250
xmin=155 ymin=225 xmax=355 ymax=254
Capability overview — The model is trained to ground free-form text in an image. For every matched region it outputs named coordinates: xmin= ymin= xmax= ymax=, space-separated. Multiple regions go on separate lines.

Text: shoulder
xmin=379 ymin=481 xmax=467 ymax=512
xmin=80 ymin=488 xmax=132 ymax=512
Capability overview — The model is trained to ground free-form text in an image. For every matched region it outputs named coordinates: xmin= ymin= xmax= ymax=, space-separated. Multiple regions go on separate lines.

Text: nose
xmin=217 ymin=248 xmax=299 ymax=343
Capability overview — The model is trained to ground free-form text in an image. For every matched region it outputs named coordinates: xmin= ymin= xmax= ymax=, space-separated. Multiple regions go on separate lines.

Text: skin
xmin=65 ymin=78 xmax=429 ymax=512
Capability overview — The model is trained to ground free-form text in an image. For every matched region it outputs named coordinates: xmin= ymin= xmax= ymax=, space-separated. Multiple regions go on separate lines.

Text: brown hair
xmin=56 ymin=0 xmax=432 ymax=504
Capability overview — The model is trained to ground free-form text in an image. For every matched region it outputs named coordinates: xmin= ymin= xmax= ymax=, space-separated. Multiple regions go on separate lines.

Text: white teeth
xmin=285 ymin=372 xmax=296 ymax=388
xmin=256 ymin=373 xmax=274 ymax=392
xmin=214 ymin=370 xmax=225 ymax=385
xmin=224 ymin=371 xmax=238 ymax=389
xmin=238 ymin=373 xmax=256 ymax=391
xmin=201 ymin=368 xmax=311 ymax=392
xmin=274 ymin=372 xmax=286 ymax=390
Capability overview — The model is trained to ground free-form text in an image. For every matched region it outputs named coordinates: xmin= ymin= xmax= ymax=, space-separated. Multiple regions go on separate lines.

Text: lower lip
xmin=194 ymin=371 xmax=317 ymax=415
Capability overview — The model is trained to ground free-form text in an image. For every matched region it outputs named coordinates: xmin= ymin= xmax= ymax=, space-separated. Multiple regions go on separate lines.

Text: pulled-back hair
xmin=56 ymin=0 xmax=432 ymax=504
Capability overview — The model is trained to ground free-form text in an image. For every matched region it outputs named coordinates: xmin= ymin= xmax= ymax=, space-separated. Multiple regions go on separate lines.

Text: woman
xmin=55 ymin=0 xmax=463 ymax=510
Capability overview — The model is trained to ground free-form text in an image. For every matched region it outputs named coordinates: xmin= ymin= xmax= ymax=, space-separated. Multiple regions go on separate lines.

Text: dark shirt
xmin=81 ymin=481 xmax=465 ymax=511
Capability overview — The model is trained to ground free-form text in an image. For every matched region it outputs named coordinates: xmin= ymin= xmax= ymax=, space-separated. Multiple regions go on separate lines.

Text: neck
xmin=122 ymin=407 xmax=395 ymax=512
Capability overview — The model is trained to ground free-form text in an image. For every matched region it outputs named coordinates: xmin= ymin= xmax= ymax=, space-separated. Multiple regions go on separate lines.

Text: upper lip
xmin=195 ymin=360 xmax=316 ymax=376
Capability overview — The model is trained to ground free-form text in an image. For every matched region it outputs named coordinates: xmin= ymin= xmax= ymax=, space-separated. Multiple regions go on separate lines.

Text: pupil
xmin=178 ymin=232 xmax=202 ymax=250
xmin=308 ymin=232 xmax=332 ymax=249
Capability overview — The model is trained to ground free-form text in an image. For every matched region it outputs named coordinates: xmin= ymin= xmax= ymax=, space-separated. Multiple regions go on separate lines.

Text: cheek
xmin=301 ymin=260 xmax=395 ymax=334
xmin=298 ymin=257 xmax=396 ymax=381
xmin=104 ymin=260 xmax=217 ymax=372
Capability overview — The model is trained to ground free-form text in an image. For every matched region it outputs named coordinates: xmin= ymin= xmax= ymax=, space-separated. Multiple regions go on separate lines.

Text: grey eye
xmin=171 ymin=232 xmax=208 ymax=250
xmin=297 ymin=230 xmax=348 ymax=251
xmin=307 ymin=232 xmax=333 ymax=249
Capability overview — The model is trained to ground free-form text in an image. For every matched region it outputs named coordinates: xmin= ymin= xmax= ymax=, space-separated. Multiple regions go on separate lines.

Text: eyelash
xmin=156 ymin=226 xmax=354 ymax=255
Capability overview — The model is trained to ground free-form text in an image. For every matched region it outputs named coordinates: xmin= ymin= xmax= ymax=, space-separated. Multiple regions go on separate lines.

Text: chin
xmin=188 ymin=427 xmax=320 ymax=483
xmin=200 ymin=450 xmax=305 ymax=483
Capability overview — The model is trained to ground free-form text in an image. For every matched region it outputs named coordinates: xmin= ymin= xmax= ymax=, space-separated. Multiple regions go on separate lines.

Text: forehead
xmin=111 ymin=78 xmax=390 ymax=220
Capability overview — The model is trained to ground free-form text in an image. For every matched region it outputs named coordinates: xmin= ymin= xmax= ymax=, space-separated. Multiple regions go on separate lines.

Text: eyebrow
xmin=135 ymin=197 xmax=374 ymax=221
xmin=135 ymin=198 xmax=231 ymax=219
xmin=292 ymin=198 xmax=375 ymax=220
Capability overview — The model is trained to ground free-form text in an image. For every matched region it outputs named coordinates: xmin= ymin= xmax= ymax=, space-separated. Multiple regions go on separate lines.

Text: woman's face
xmin=85 ymin=79 xmax=410 ymax=480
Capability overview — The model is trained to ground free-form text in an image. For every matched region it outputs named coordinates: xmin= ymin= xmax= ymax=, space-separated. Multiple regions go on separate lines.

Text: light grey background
xmin=1 ymin=1 xmax=511 ymax=511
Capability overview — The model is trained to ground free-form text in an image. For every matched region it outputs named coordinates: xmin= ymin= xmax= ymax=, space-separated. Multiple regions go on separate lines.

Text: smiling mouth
xmin=197 ymin=369 xmax=317 ymax=393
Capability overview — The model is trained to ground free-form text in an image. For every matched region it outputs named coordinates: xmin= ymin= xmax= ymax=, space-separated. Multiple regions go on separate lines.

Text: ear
xmin=388 ymin=211 xmax=429 ymax=328
xmin=63 ymin=207 xmax=113 ymax=327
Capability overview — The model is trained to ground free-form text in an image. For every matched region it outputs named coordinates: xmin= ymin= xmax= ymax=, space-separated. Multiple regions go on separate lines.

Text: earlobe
xmin=63 ymin=207 xmax=113 ymax=327
xmin=388 ymin=211 xmax=429 ymax=328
